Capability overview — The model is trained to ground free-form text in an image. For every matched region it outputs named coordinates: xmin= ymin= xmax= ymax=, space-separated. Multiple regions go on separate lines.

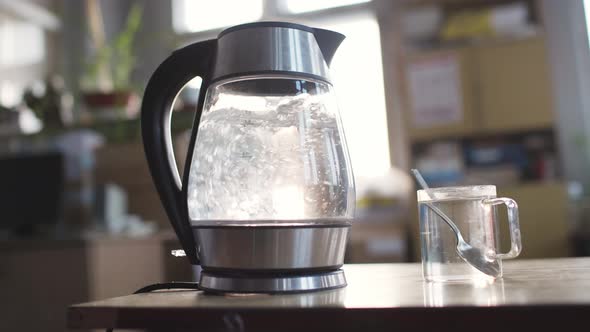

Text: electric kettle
xmin=141 ymin=22 xmax=355 ymax=293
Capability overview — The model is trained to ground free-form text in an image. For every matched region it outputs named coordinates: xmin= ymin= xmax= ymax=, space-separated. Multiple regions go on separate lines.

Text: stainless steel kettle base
xmin=199 ymin=269 xmax=346 ymax=294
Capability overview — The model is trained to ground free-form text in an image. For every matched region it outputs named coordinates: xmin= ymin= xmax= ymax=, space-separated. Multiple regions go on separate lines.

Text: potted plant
xmin=80 ymin=1 xmax=142 ymax=122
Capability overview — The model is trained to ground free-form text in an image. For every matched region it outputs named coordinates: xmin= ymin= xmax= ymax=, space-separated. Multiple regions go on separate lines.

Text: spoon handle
xmin=423 ymin=201 xmax=463 ymax=243
xmin=411 ymin=169 xmax=464 ymax=243
xmin=411 ymin=168 xmax=464 ymax=244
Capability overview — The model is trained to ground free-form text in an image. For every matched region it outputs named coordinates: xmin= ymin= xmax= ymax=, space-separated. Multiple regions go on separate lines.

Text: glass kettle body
xmin=188 ymin=76 xmax=354 ymax=224
xmin=141 ymin=22 xmax=354 ymax=292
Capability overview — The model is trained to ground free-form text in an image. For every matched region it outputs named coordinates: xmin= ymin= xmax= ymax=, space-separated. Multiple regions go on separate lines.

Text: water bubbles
xmin=187 ymin=81 xmax=353 ymax=223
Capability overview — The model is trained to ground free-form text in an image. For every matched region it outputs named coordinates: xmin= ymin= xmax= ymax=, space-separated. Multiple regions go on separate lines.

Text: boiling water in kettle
xmin=187 ymin=92 xmax=353 ymax=224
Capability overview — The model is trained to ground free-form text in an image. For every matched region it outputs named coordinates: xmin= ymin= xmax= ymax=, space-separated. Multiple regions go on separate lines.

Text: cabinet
xmin=477 ymin=38 xmax=554 ymax=131
xmin=403 ymin=37 xmax=554 ymax=140
xmin=0 ymin=236 xmax=166 ymax=332
xmin=497 ymin=182 xmax=570 ymax=258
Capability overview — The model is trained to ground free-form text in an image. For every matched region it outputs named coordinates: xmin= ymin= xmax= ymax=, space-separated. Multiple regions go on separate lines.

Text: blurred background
xmin=1 ymin=0 xmax=590 ymax=330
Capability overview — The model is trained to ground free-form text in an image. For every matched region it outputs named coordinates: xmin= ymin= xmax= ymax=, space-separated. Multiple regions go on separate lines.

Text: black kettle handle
xmin=141 ymin=40 xmax=216 ymax=265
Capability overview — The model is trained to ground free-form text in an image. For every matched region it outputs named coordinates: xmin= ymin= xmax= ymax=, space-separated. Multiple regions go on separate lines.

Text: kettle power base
xmin=198 ymin=269 xmax=346 ymax=294
xmin=192 ymin=224 xmax=350 ymax=293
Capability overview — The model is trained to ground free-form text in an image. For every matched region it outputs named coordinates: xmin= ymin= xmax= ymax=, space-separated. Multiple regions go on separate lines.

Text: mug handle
xmin=483 ymin=197 xmax=522 ymax=260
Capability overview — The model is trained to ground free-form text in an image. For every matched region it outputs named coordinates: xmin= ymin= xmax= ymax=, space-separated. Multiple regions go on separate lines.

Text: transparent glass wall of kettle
xmin=187 ymin=76 xmax=355 ymax=225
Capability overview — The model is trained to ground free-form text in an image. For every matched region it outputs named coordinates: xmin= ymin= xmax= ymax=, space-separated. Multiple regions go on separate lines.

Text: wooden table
xmin=68 ymin=258 xmax=590 ymax=331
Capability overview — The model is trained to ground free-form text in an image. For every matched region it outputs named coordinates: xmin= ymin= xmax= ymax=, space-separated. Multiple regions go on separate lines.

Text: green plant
xmin=82 ymin=3 xmax=143 ymax=91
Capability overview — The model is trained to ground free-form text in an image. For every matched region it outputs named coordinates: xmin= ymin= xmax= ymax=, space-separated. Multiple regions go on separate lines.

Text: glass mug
xmin=418 ymin=185 xmax=522 ymax=282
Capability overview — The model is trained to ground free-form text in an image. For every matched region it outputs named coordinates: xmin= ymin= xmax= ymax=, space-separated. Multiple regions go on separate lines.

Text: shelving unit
xmin=396 ymin=0 xmax=570 ymax=259
xmin=397 ymin=0 xmax=557 ymax=180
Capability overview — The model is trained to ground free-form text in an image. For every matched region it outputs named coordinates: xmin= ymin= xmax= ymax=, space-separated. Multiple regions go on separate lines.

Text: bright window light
xmin=173 ymin=0 xmax=263 ymax=33
xmin=585 ymin=0 xmax=590 ymax=45
xmin=322 ymin=15 xmax=390 ymax=179
xmin=0 ymin=19 xmax=45 ymax=107
xmin=272 ymin=185 xmax=305 ymax=219
xmin=0 ymin=20 xmax=45 ymax=67
xmin=286 ymin=0 xmax=371 ymax=14
xmin=0 ymin=81 xmax=21 ymax=107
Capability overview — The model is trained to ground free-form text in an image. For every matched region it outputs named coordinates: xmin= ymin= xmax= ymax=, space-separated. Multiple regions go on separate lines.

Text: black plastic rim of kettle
xmin=218 ymin=21 xmax=315 ymax=38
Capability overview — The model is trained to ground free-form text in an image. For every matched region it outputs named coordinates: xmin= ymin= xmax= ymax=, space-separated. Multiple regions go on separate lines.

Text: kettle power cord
xmin=105 ymin=281 xmax=200 ymax=332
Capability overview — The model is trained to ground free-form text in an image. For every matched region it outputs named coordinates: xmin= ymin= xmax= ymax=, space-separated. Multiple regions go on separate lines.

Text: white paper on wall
xmin=406 ymin=54 xmax=463 ymax=128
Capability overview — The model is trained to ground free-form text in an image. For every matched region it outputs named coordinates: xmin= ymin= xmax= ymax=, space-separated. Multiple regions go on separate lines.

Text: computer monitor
xmin=0 ymin=151 xmax=64 ymax=234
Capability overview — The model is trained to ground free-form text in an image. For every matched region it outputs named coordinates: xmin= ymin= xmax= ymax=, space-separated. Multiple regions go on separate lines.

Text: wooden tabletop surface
xmin=68 ymin=257 xmax=590 ymax=331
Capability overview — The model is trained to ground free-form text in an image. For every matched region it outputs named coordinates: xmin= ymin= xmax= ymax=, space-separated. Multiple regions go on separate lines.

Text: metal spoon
xmin=411 ymin=169 xmax=500 ymax=278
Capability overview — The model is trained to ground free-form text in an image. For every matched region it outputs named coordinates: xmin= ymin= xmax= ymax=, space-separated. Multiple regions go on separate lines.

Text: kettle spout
xmin=312 ymin=28 xmax=345 ymax=66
